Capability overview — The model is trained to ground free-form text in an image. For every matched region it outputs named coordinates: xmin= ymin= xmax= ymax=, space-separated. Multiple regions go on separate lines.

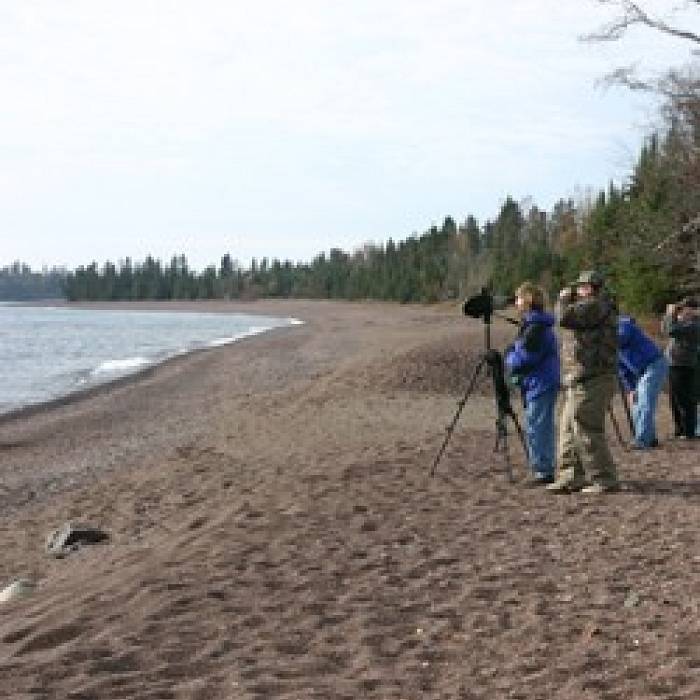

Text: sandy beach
xmin=1 ymin=299 xmax=699 ymax=699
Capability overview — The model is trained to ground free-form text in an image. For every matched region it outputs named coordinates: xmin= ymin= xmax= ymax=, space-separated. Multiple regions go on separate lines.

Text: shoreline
xmin=0 ymin=299 xmax=455 ymax=513
xmin=0 ymin=297 xmax=445 ymax=428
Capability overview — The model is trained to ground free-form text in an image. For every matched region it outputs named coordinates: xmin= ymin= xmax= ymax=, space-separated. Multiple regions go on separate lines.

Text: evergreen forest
xmin=0 ymin=263 xmax=65 ymax=301
xmin=56 ymin=113 xmax=699 ymax=313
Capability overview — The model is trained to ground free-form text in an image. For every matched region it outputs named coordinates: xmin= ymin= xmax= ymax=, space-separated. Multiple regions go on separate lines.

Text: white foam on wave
xmin=207 ymin=325 xmax=272 ymax=347
xmin=207 ymin=337 xmax=236 ymax=348
xmin=85 ymin=321 xmax=291 ymax=382
xmin=91 ymin=356 xmax=151 ymax=377
xmin=287 ymin=317 xmax=304 ymax=326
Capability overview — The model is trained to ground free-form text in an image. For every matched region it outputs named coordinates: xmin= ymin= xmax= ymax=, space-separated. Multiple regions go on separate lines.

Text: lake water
xmin=0 ymin=304 xmax=299 ymax=415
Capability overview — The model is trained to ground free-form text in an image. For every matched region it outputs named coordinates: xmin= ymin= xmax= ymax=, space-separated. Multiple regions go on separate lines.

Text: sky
xmin=1 ymin=0 xmax=698 ymax=271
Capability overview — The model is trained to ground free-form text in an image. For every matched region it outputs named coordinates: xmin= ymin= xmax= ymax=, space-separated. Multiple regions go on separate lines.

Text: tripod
xmin=430 ymin=301 xmax=528 ymax=480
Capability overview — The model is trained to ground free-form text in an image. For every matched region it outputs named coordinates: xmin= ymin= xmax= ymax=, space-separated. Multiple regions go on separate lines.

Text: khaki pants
xmin=558 ymin=375 xmax=618 ymax=486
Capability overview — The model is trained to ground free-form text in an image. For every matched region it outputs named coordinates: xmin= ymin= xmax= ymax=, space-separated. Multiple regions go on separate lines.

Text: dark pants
xmin=669 ymin=366 xmax=697 ymax=438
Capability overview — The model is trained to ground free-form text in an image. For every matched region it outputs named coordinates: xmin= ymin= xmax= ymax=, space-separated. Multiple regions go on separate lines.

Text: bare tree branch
xmin=583 ymin=2 xmax=700 ymax=95
xmin=599 ymin=65 xmax=652 ymax=91
xmin=582 ymin=0 xmax=700 ymax=45
xmin=598 ymin=65 xmax=700 ymax=101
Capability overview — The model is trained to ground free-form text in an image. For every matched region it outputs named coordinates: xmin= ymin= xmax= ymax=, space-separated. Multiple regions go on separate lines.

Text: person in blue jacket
xmin=618 ymin=315 xmax=668 ymax=448
xmin=505 ymin=282 xmax=560 ymax=484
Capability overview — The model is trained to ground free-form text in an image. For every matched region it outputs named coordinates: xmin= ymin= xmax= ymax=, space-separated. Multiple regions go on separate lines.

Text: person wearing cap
xmin=662 ymin=297 xmax=699 ymax=439
xmin=617 ymin=315 xmax=667 ymax=449
xmin=547 ymin=270 xmax=619 ymax=494
xmin=505 ymin=282 xmax=560 ymax=485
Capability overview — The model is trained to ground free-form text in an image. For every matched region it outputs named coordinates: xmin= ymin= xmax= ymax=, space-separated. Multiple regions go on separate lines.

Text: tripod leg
xmin=508 ymin=411 xmax=529 ymax=462
xmin=502 ymin=434 xmax=514 ymax=483
xmin=486 ymin=348 xmax=529 ymax=478
xmin=493 ymin=416 xmax=514 ymax=482
xmin=430 ymin=355 xmax=487 ymax=477
xmin=608 ymin=404 xmax=628 ymax=450
xmin=617 ymin=376 xmax=634 ymax=436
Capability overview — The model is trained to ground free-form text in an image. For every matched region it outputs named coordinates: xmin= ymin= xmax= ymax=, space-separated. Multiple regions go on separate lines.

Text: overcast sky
xmin=1 ymin=1 xmax=698 ymax=270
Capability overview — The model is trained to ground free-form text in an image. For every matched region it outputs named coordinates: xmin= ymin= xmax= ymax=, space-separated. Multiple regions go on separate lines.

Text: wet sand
xmin=1 ymin=299 xmax=699 ymax=699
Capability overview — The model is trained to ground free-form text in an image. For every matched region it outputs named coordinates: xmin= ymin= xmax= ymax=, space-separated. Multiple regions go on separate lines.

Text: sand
xmin=0 ymin=299 xmax=699 ymax=700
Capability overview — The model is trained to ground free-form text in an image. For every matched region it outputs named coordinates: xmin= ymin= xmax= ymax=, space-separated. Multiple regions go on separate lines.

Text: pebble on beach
xmin=0 ymin=578 xmax=35 ymax=604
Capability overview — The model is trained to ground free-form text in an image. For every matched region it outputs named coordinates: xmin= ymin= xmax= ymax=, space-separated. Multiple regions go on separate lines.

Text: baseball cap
xmin=576 ymin=270 xmax=605 ymax=288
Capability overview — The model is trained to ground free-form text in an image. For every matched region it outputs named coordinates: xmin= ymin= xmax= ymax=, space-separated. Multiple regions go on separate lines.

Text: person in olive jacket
xmin=547 ymin=271 xmax=619 ymax=495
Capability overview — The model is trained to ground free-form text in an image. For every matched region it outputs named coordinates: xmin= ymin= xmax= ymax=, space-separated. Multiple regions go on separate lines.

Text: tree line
xmin=0 ymin=263 xmax=65 ymax=301
xmin=5 ymin=110 xmax=697 ymax=313
xmin=57 ymin=108 xmax=697 ymax=313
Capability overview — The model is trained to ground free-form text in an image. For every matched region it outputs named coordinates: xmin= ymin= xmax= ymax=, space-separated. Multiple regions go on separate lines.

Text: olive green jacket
xmin=557 ymin=293 xmax=618 ymax=387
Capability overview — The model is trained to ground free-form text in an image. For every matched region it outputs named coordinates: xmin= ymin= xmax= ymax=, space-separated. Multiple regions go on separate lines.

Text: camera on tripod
xmin=430 ymin=286 xmax=527 ymax=478
xmin=463 ymin=287 xmax=516 ymax=324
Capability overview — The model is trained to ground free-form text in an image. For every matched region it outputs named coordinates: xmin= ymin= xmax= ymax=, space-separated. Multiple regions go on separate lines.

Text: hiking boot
xmin=545 ymin=478 xmax=585 ymax=494
xmin=581 ymin=482 xmax=620 ymax=495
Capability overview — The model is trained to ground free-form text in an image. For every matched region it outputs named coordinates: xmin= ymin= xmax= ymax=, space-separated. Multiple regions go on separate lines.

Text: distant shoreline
xmin=0 ymin=297 xmax=65 ymax=304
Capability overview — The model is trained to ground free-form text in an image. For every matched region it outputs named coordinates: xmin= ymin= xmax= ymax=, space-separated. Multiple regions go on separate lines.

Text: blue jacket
xmin=505 ymin=310 xmax=560 ymax=402
xmin=617 ymin=315 xmax=662 ymax=391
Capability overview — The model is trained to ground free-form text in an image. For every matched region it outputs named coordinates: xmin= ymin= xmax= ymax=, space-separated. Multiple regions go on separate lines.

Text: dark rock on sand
xmin=46 ymin=522 xmax=109 ymax=558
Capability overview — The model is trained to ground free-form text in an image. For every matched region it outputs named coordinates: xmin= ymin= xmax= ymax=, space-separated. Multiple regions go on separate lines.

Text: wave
xmin=206 ymin=325 xmax=272 ymax=348
xmin=90 ymin=325 xmax=278 ymax=378
xmin=91 ymin=356 xmax=152 ymax=377
xmin=90 ymin=325 xmax=278 ymax=379
xmin=207 ymin=337 xmax=236 ymax=348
